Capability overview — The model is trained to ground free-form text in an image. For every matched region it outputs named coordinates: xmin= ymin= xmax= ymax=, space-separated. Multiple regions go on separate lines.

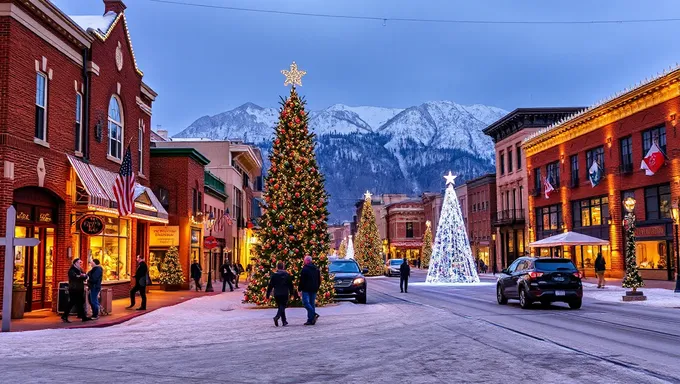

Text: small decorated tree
xmin=159 ymin=246 xmax=184 ymax=286
xmin=622 ymin=207 xmax=644 ymax=291
xmin=338 ymin=237 xmax=347 ymax=259
xmin=355 ymin=192 xmax=383 ymax=275
xmin=421 ymin=220 xmax=433 ymax=268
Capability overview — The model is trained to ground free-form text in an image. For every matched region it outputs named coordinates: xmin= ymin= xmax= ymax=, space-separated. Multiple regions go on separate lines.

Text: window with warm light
xmin=644 ymin=184 xmax=671 ymax=220
xmin=572 ymin=196 xmax=609 ymax=227
xmin=636 ymin=240 xmax=669 ymax=270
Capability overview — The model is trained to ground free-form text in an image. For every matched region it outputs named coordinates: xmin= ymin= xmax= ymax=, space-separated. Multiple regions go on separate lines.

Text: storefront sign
xmin=15 ymin=205 xmax=32 ymax=222
xmin=79 ymin=215 xmax=105 ymax=236
xmin=204 ymin=236 xmax=218 ymax=249
xmin=150 ymin=226 xmax=179 ymax=247
xmin=38 ymin=208 xmax=53 ymax=223
xmin=635 ymin=225 xmax=666 ymax=238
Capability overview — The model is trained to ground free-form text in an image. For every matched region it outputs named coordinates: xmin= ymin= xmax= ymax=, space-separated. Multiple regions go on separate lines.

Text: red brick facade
xmin=525 ymin=70 xmax=680 ymax=280
xmin=0 ymin=0 xmax=160 ymax=314
xmin=467 ymin=174 xmax=497 ymax=270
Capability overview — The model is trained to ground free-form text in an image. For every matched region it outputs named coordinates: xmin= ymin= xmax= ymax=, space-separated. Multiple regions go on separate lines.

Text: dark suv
xmin=496 ymin=257 xmax=583 ymax=309
xmin=330 ymin=259 xmax=368 ymax=304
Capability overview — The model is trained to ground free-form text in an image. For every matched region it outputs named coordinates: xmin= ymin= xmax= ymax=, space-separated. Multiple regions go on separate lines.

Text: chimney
xmin=157 ymin=130 xmax=169 ymax=141
xmin=104 ymin=0 xmax=126 ymax=14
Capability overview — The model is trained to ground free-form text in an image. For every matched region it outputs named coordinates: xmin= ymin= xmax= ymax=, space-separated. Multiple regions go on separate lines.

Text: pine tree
xmin=426 ymin=172 xmax=480 ymax=284
xmin=338 ymin=238 xmax=347 ymax=259
xmin=243 ymin=85 xmax=334 ymax=306
xmin=355 ymin=193 xmax=383 ymax=275
xmin=159 ymin=246 xmax=184 ymax=285
xmin=421 ymin=221 xmax=433 ymax=268
xmin=622 ymin=211 xmax=644 ymax=290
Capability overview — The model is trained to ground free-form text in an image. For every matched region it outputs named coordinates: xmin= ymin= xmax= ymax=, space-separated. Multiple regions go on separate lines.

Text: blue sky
xmin=56 ymin=0 xmax=680 ymax=134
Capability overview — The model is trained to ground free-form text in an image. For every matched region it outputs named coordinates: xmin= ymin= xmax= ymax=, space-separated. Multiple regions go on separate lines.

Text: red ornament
xmin=295 ymin=192 xmax=300 ymax=198
xmin=279 ymin=215 xmax=284 ymax=220
xmin=289 ymin=235 xmax=295 ymax=241
xmin=300 ymin=110 xmax=306 ymax=116
xmin=324 ymin=292 xmax=330 ymax=299
xmin=277 ymin=244 xmax=283 ymax=250
xmin=275 ymin=139 xmax=280 ymax=145
xmin=311 ymin=224 xmax=316 ymax=230
xmin=302 ymin=211 xmax=308 ymax=216
xmin=274 ymin=184 xmax=280 ymax=190
xmin=295 ymin=117 xmax=300 ymax=124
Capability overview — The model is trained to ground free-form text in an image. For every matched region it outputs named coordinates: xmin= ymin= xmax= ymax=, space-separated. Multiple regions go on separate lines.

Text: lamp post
xmin=491 ymin=232 xmax=497 ymax=274
xmin=671 ymin=200 xmax=680 ymax=293
xmin=205 ymin=211 xmax=216 ymax=293
xmin=622 ymin=197 xmax=646 ymax=301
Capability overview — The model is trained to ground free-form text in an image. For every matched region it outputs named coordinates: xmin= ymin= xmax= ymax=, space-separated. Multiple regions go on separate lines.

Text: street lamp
xmin=205 ymin=210 xmax=216 ymax=292
xmin=671 ymin=199 xmax=680 ymax=293
xmin=491 ymin=232 xmax=497 ymax=274
xmin=624 ymin=197 xmax=636 ymax=213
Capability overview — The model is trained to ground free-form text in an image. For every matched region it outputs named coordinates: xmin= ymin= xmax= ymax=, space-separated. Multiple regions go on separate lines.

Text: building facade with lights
xmin=524 ymin=68 xmax=680 ymax=280
xmin=466 ymin=174 xmax=497 ymax=271
xmin=0 ymin=0 xmax=167 ymax=313
xmin=484 ymin=108 xmax=583 ymax=269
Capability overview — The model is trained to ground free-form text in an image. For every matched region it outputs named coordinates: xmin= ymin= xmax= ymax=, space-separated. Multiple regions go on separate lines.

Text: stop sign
xmin=204 ymin=236 xmax=218 ymax=249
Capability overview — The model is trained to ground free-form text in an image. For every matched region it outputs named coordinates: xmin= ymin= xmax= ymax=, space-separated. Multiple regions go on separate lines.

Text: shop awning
xmin=529 ymin=231 xmax=609 ymax=248
xmin=68 ymin=155 xmax=168 ymax=223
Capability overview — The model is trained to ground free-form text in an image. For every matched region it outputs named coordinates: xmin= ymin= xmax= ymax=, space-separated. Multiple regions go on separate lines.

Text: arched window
xmin=108 ymin=96 xmax=124 ymax=160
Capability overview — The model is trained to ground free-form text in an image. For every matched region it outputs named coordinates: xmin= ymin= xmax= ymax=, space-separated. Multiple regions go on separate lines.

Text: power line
xmin=148 ymin=0 xmax=680 ymax=26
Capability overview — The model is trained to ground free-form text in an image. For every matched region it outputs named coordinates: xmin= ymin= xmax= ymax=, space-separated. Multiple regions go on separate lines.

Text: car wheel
xmin=496 ymin=285 xmax=507 ymax=305
xmin=568 ymin=299 xmax=582 ymax=310
xmin=357 ymin=294 xmax=367 ymax=304
xmin=519 ymin=288 xmax=532 ymax=309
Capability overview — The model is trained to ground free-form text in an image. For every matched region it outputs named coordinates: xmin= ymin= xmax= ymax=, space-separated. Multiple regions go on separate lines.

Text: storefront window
xmin=13 ymin=226 xmax=28 ymax=285
xmin=576 ymin=245 xmax=611 ymax=270
xmin=636 ymin=240 xmax=668 ymax=270
xmin=89 ymin=217 xmax=129 ymax=282
xmin=149 ymin=249 xmax=165 ymax=284
xmin=573 ymin=197 xmax=609 ymax=227
xmin=517 ymin=231 xmax=525 ymax=254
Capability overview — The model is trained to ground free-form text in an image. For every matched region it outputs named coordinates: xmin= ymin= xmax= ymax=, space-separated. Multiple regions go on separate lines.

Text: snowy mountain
xmin=174 ymin=101 xmax=507 ymax=221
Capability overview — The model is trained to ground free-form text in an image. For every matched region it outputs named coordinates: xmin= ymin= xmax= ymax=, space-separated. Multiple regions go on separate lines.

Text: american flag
xmin=113 ymin=145 xmax=135 ymax=217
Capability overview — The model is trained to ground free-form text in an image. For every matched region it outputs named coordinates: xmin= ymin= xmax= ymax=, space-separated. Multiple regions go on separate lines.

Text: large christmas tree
xmin=159 ymin=246 xmax=184 ymax=285
xmin=426 ymin=172 xmax=480 ymax=284
xmin=421 ymin=221 xmax=433 ymax=268
xmin=355 ymin=192 xmax=383 ymax=275
xmin=244 ymin=62 xmax=334 ymax=306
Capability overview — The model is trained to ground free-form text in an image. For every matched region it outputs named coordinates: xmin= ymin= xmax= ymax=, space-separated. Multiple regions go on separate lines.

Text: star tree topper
xmin=281 ymin=61 xmax=306 ymax=87
xmin=444 ymin=171 xmax=457 ymax=186
xmin=364 ymin=191 xmax=373 ymax=200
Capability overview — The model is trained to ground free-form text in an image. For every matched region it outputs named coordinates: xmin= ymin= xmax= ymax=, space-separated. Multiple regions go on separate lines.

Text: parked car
xmin=384 ymin=259 xmax=404 ymax=277
xmin=330 ymin=259 xmax=368 ymax=304
xmin=496 ymin=257 xmax=583 ymax=309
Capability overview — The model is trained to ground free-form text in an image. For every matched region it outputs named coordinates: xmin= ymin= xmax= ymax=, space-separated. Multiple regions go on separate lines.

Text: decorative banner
xmin=543 ymin=177 xmax=555 ymax=199
xmin=588 ymin=160 xmax=602 ymax=187
xmin=640 ymin=142 xmax=665 ymax=176
xmin=79 ymin=215 xmax=105 ymax=236
xmin=149 ymin=226 xmax=179 ymax=247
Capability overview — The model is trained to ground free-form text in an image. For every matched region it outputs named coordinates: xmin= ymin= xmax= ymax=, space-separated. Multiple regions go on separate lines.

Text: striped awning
xmin=68 ymin=155 xmax=168 ymax=223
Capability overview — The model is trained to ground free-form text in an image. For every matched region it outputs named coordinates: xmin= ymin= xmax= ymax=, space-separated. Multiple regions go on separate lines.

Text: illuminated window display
xmin=89 ymin=217 xmax=129 ymax=282
xmin=636 ymin=241 xmax=669 ymax=270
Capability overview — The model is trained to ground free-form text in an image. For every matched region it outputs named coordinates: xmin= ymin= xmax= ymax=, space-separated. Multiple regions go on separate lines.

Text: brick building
xmin=385 ymin=199 xmax=425 ymax=263
xmin=524 ymin=66 xmax=680 ymax=280
xmin=0 ymin=0 xmax=166 ymax=313
xmin=149 ymin=148 xmax=209 ymax=289
xmin=466 ymin=174 xmax=497 ymax=270
xmin=484 ymin=108 xmax=582 ymax=268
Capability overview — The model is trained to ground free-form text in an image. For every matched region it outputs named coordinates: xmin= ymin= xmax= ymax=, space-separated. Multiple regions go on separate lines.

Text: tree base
xmin=160 ymin=284 xmax=181 ymax=291
xmin=622 ymin=291 xmax=646 ymax=301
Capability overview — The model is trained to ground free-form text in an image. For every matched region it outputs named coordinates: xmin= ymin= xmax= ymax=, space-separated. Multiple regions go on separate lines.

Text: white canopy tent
xmin=529 ymin=231 xmax=609 ymax=248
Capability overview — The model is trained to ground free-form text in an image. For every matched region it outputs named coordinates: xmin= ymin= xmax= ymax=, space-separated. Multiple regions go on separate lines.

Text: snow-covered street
xmin=3 ymin=272 xmax=680 ymax=383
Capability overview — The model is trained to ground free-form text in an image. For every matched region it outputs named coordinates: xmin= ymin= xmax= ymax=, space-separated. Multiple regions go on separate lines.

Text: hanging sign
xmin=204 ymin=236 xmax=219 ymax=249
xmin=79 ymin=215 xmax=105 ymax=236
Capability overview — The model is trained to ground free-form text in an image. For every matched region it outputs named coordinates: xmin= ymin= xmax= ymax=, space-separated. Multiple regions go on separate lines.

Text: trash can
xmin=100 ymin=289 xmax=113 ymax=315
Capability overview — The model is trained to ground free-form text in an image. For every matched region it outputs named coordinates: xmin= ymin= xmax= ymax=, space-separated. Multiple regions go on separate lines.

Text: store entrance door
xmin=13 ymin=226 xmax=55 ymax=311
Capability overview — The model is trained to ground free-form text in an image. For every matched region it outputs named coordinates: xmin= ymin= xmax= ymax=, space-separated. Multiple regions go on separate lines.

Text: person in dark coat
xmin=399 ymin=257 xmax=410 ymax=293
xmin=266 ymin=262 xmax=298 ymax=327
xmin=190 ymin=260 xmax=202 ymax=291
xmin=595 ymin=252 xmax=606 ymax=288
xmin=234 ymin=262 xmax=244 ymax=288
xmin=87 ymin=259 xmax=103 ymax=319
xmin=127 ymin=255 xmax=148 ymax=310
xmin=298 ymin=255 xmax=321 ymax=325
xmin=62 ymin=258 xmax=90 ymax=323
xmin=220 ymin=261 xmax=234 ymax=292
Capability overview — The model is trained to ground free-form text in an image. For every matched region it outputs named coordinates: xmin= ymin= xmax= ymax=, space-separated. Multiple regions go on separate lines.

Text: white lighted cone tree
xmin=426 ymin=172 xmax=480 ymax=284
xmin=346 ymin=235 xmax=355 ymax=260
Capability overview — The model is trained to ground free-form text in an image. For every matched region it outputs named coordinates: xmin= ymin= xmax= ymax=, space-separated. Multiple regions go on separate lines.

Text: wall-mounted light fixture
xmin=670 ymin=113 xmax=677 ymax=127
xmin=560 ymin=154 xmax=565 ymax=164
xmin=606 ymin=137 xmax=613 ymax=148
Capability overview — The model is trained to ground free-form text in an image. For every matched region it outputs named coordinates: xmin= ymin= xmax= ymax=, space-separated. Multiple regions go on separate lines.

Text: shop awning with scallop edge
xmin=68 ymin=155 xmax=168 ymax=223
xmin=528 ymin=231 xmax=609 ymax=248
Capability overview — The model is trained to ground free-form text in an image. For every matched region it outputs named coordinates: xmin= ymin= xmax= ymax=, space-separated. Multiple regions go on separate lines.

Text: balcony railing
xmin=492 ymin=209 xmax=526 ymax=226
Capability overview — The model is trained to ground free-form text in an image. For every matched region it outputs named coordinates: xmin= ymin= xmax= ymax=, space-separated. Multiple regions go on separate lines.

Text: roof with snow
xmin=523 ymin=63 xmax=680 ymax=152
xmin=68 ymin=12 xmax=117 ymax=36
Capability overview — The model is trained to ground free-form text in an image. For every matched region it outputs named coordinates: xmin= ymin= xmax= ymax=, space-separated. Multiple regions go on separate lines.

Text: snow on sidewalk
xmin=585 ymin=283 xmax=680 ymax=308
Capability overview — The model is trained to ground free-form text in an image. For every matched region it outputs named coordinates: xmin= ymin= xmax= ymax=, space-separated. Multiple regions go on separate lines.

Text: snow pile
xmin=69 ymin=12 xmax=117 ymax=34
xmin=585 ymin=283 xmax=680 ymax=307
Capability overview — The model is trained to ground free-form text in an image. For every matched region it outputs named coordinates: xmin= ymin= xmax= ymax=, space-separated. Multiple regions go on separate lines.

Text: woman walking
xmin=266 ymin=262 xmax=299 ymax=327
xmin=595 ymin=253 xmax=606 ymax=288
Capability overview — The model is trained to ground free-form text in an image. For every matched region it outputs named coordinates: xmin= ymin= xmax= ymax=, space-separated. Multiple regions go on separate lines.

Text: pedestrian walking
xmin=87 ymin=259 xmax=103 ymax=320
xmin=493 ymin=264 xmax=497 ymax=275
xmin=400 ymin=256 xmax=410 ymax=293
xmin=595 ymin=252 xmax=606 ymax=288
xmin=62 ymin=258 xmax=90 ymax=323
xmin=298 ymin=255 xmax=321 ymax=325
xmin=220 ymin=261 xmax=234 ymax=292
xmin=190 ymin=259 xmax=202 ymax=291
xmin=127 ymin=255 xmax=149 ymax=310
xmin=234 ymin=261 xmax=244 ymax=288
xmin=266 ymin=262 xmax=298 ymax=327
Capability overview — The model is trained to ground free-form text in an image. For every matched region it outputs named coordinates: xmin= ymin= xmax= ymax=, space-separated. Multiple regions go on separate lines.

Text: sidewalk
xmin=582 ymin=276 xmax=677 ymax=290
xmin=3 ymin=281 xmax=244 ymax=333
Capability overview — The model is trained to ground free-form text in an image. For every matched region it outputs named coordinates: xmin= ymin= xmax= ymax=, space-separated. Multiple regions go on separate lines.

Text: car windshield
xmin=535 ymin=259 xmax=577 ymax=272
xmin=330 ymin=261 xmax=360 ymax=273
xmin=389 ymin=259 xmax=403 ymax=265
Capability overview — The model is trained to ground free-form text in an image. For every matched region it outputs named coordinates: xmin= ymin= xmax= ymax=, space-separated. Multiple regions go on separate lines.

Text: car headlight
xmin=352 ymin=277 xmax=365 ymax=285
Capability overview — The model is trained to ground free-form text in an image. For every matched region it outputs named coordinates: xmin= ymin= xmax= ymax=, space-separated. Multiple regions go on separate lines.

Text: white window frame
xmin=35 ymin=72 xmax=48 ymax=142
xmin=108 ymin=96 xmax=124 ymax=161
xmin=75 ymin=92 xmax=83 ymax=154
xmin=138 ymin=121 xmax=144 ymax=174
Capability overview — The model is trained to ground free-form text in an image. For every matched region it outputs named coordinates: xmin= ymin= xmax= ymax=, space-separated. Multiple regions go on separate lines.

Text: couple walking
xmin=266 ymin=256 xmax=321 ymax=327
